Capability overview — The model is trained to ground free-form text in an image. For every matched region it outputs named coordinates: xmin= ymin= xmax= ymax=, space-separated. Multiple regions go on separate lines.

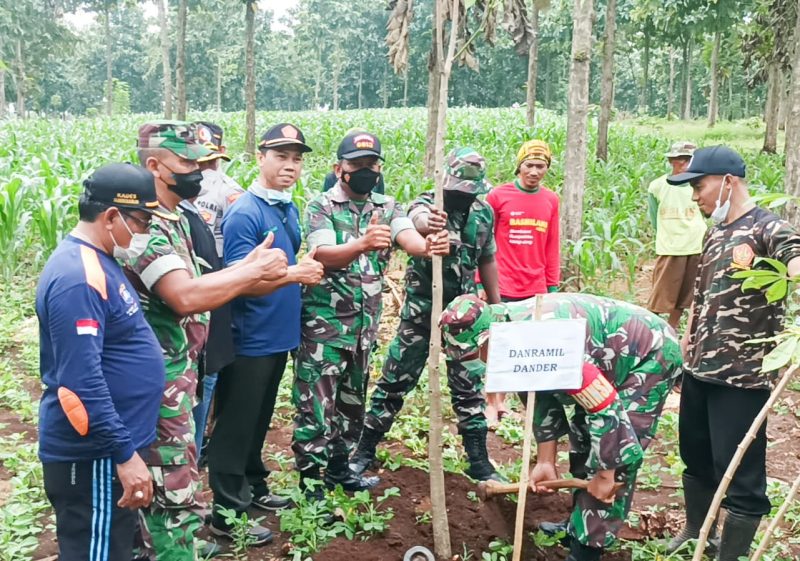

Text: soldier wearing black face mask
xmin=351 ymin=147 xmax=503 ymax=482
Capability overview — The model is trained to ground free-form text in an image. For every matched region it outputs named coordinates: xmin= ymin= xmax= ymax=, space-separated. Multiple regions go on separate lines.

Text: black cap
xmin=83 ymin=163 xmax=177 ymax=221
xmin=258 ymin=123 xmax=312 ymax=153
xmin=337 ymin=131 xmax=383 ymax=160
xmin=667 ymin=145 xmax=746 ymax=185
xmin=194 ymin=121 xmax=231 ymax=162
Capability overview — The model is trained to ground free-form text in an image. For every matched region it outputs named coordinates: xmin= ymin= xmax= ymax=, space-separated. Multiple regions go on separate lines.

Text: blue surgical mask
xmin=264 ymin=188 xmax=293 ymax=205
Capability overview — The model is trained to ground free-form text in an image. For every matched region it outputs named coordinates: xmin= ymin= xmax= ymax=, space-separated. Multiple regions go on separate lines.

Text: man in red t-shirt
xmin=485 ymin=140 xmax=561 ymax=422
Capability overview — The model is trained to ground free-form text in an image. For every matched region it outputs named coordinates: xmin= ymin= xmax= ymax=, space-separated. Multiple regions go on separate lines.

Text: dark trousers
xmin=679 ymin=374 xmax=772 ymax=516
xmin=43 ymin=458 xmax=136 ymax=561
xmin=208 ymin=352 xmax=288 ymax=515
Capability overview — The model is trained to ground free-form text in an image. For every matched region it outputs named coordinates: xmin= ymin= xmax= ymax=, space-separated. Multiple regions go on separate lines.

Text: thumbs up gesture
xmin=360 ymin=212 xmax=392 ymax=252
xmin=292 ymin=246 xmax=325 ymax=286
xmin=242 ymin=231 xmax=289 ymax=281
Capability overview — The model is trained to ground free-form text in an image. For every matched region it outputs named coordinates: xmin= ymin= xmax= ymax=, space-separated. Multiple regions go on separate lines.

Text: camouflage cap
xmin=440 ymin=294 xmax=495 ymax=360
xmin=665 ymin=140 xmax=696 ymax=159
xmin=443 ymin=148 xmax=491 ymax=195
xmin=137 ymin=121 xmax=213 ymax=161
xmin=516 ymin=140 xmax=552 ymax=171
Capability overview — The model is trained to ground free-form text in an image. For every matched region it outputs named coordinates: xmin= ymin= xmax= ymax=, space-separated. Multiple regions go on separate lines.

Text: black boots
xmin=324 ymin=454 xmax=381 ymax=491
xmin=666 ymin=474 xmax=719 ymax=554
xmin=717 ymin=511 xmax=761 ymax=561
xmin=462 ymin=427 xmax=501 ymax=482
xmin=566 ymin=539 xmax=602 ymax=561
xmin=349 ymin=427 xmax=385 ymax=475
xmin=299 ymin=467 xmax=326 ymax=502
xmin=538 ymin=519 xmax=570 ymax=547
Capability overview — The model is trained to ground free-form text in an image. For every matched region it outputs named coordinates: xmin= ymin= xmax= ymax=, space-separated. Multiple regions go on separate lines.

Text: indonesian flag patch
xmin=75 ymin=319 xmax=99 ymax=336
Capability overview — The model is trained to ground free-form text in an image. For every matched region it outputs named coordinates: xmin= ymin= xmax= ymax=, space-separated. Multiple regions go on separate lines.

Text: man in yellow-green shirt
xmin=647 ymin=141 xmax=706 ymax=328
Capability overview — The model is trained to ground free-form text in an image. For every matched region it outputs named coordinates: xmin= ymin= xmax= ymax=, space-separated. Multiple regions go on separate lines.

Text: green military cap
xmin=665 ymin=140 xmax=696 ymax=159
xmin=444 ymin=148 xmax=491 ymax=195
xmin=440 ymin=294 xmax=499 ymax=360
xmin=137 ymin=120 xmax=213 ymax=161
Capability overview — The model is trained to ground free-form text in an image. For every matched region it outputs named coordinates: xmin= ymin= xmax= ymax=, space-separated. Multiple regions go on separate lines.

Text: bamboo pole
xmin=749 ymin=470 xmax=800 ymax=561
xmin=512 ymin=296 xmax=543 ymax=561
xmin=692 ymin=365 xmax=799 ymax=561
xmin=427 ymin=0 xmax=459 ymax=557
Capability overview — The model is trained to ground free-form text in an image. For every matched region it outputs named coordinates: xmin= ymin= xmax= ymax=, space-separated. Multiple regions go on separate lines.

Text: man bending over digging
xmin=439 ymin=293 xmax=682 ymax=561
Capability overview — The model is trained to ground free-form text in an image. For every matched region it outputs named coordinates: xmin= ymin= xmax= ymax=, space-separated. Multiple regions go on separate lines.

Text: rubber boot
xmin=538 ymin=519 xmax=571 ymax=547
xmin=666 ymin=474 xmax=719 ymax=554
xmin=349 ymin=427 xmax=385 ymax=475
xmin=717 ymin=511 xmax=761 ymax=561
xmin=565 ymin=538 xmax=602 ymax=561
xmin=324 ymin=454 xmax=380 ymax=491
xmin=299 ymin=467 xmax=325 ymax=502
xmin=462 ymin=427 xmax=501 ymax=482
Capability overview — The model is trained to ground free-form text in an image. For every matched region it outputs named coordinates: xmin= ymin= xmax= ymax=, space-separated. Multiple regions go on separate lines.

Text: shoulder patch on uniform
xmin=227 ymin=192 xmax=243 ymax=205
xmin=732 ymin=243 xmax=755 ymax=270
xmin=79 ymin=244 xmax=108 ymax=300
xmin=567 ymin=363 xmax=617 ymax=413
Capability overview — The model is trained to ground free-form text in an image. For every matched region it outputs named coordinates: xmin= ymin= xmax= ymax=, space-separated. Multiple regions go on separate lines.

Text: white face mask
xmin=110 ymin=215 xmax=151 ymax=261
xmin=264 ymin=188 xmax=293 ymax=205
xmin=710 ymin=176 xmax=732 ymax=225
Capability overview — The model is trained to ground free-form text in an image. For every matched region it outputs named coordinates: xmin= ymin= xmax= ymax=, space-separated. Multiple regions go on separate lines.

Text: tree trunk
xmin=779 ymin=71 xmax=789 ymax=131
xmin=784 ymin=2 xmax=800 ymax=225
xmin=639 ymin=28 xmax=650 ymax=114
xmin=14 ymin=39 xmax=24 ymax=117
xmin=313 ymin=58 xmax=322 ymax=108
xmin=707 ymin=29 xmax=721 ymax=127
xmin=424 ymin=28 xmax=441 ymax=178
xmin=682 ymin=37 xmax=693 ymax=120
xmin=358 ymin=60 xmax=363 ymax=109
xmin=104 ymin=6 xmax=113 ymax=116
xmin=667 ymin=46 xmax=676 ymax=119
xmin=763 ymin=61 xmax=781 ymax=154
xmin=403 ymin=69 xmax=409 ymax=107
xmin=562 ymin=0 xmax=595 ymax=247
xmin=332 ymin=62 xmax=340 ymax=110
xmin=727 ymin=76 xmax=733 ymax=120
xmin=595 ymin=0 xmax=616 ymax=161
xmin=158 ymin=0 xmax=173 ymax=119
xmin=244 ymin=0 xmax=256 ymax=156
xmin=176 ymin=0 xmax=188 ymax=120
xmin=427 ymin=0 xmax=458 ymax=557
xmin=526 ymin=6 xmax=540 ymax=128
xmin=382 ymin=64 xmax=389 ymax=108
xmin=216 ymin=54 xmax=222 ymax=112
xmin=0 ymin=69 xmax=6 ymax=119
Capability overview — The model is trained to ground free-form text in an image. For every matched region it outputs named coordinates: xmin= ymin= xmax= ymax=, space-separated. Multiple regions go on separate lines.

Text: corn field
xmin=0 ymin=108 xmax=786 ymax=291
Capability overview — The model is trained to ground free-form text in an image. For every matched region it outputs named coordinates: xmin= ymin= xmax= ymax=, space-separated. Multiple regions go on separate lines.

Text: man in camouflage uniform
xmin=350 ymin=147 xmax=502 ymax=482
xmin=293 ymin=130 xmax=449 ymax=497
xmin=127 ymin=121 xmax=291 ymax=559
xmin=665 ymin=146 xmax=800 ymax=561
xmin=440 ymin=293 xmax=682 ymax=561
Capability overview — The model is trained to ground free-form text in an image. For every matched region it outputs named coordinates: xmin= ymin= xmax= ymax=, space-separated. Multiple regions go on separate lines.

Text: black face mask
xmin=166 ymin=169 xmax=204 ymax=200
xmin=444 ymin=190 xmax=476 ymax=213
xmin=343 ymin=167 xmax=381 ymax=195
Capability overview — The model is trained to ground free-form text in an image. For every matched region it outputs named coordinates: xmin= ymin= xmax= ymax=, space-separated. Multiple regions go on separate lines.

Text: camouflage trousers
xmin=292 ymin=339 xmax=371 ymax=472
xmin=566 ymin=349 xmax=679 ymax=549
xmin=138 ymin=380 xmax=205 ymax=561
xmin=364 ymin=318 xmax=487 ymax=435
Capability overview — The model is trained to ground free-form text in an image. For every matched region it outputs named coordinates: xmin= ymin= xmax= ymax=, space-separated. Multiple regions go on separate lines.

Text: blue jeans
xmin=193 ymin=372 xmax=219 ymax=454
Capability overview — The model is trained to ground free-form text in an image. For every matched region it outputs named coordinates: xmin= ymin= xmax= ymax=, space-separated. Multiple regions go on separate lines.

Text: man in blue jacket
xmin=207 ymin=123 xmax=323 ymax=541
xmin=37 ymin=163 xmax=171 ymax=561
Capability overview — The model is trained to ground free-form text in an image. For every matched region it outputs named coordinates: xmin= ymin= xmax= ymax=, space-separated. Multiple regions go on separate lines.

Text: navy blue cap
xmin=337 ymin=131 xmax=383 ymax=161
xmin=667 ymin=145 xmax=746 ymax=185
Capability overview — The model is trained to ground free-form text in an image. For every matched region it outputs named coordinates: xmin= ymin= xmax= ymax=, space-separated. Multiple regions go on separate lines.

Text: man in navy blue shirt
xmin=37 ymin=163 xmax=172 ymax=561
xmin=207 ymin=123 xmax=323 ymax=537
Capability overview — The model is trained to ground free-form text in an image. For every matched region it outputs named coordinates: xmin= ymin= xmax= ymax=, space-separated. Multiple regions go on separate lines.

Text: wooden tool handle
xmin=478 ymin=478 xmax=624 ymax=500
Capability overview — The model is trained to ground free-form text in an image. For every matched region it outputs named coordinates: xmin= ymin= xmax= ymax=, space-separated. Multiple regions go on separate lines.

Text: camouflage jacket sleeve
xmin=386 ymin=197 xmax=414 ymax=242
xmin=763 ymin=217 xmax=800 ymax=265
xmin=475 ymin=202 xmax=496 ymax=259
xmin=305 ymin=195 xmax=336 ymax=248
xmin=124 ymin=220 xmax=188 ymax=292
xmin=566 ymin=362 xmax=643 ymax=471
xmin=407 ymin=191 xmax=435 ymax=229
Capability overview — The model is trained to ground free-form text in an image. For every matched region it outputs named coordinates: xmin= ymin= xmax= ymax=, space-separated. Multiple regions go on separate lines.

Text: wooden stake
xmin=749 ymin=470 xmax=800 ymax=561
xmin=512 ymin=296 xmax=543 ymax=561
xmin=692 ymin=364 xmax=799 ymax=561
xmin=426 ymin=0 xmax=459 ymax=558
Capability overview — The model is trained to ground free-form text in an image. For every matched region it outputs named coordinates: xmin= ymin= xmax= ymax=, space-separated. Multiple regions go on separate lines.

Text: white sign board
xmin=485 ymin=319 xmax=587 ymax=393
